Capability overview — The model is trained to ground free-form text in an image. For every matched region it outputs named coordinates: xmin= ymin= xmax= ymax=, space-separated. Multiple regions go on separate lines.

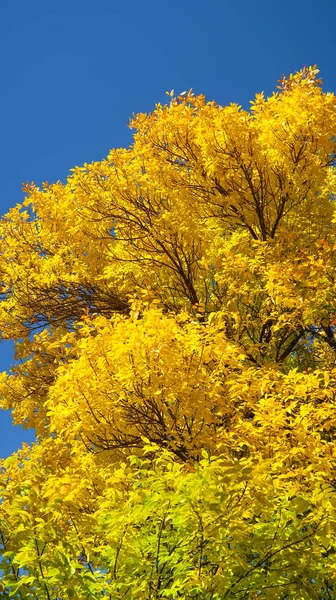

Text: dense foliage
xmin=1 ymin=66 xmax=336 ymax=598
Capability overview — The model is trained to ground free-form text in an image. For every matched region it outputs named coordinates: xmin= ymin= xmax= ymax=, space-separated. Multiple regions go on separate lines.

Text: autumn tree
xmin=1 ymin=65 xmax=336 ymax=598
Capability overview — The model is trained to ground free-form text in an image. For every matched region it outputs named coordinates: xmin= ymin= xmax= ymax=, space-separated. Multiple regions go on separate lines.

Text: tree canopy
xmin=1 ymin=65 xmax=336 ymax=599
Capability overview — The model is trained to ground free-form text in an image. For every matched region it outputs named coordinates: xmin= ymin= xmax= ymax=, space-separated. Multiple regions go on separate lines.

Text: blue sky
xmin=0 ymin=0 xmax=335 ymax=457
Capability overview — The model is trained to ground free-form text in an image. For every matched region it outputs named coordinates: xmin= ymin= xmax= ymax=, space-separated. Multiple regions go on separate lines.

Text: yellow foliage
xmin=1 ymin=66 xmax=336 ymax=598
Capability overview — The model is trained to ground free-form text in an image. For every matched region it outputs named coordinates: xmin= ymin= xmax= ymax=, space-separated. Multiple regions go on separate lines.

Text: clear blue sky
xmin=0 ymin=0 xmax=335 ymax=457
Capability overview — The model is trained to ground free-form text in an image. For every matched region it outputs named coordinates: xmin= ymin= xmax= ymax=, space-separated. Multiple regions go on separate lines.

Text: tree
xmin=1 ymin=65 xmax=336 ymax=598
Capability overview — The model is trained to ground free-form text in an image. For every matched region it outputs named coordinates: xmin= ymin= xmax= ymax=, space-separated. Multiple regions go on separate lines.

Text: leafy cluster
xmin=1 ymin=66 xmax=336 ymax=598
